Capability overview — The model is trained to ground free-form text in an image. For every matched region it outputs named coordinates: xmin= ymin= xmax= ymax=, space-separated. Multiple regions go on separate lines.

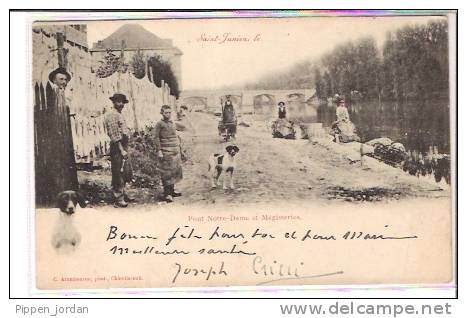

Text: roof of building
xmin=91 ymin=24 xmax=181 ymax=54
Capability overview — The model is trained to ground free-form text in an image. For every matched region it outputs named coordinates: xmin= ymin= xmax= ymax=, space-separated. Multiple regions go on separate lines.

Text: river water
xmin=316 ymin=97 xmax=451 ymax=155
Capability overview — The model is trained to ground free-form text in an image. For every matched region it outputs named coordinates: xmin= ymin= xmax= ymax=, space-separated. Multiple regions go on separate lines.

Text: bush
xmin=147 ymin=55 xmax=180 ymax=98
xmin=131 ymin=49 xmax=146 ymax=79
xmin=96 ymin=49 xmax=129 ymax=78
xmin=128 ymin=129 xmax=161 ymax=188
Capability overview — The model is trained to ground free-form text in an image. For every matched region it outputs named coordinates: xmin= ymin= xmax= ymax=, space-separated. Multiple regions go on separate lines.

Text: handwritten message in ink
xmin=105 ymin=224 xmax=417 ymax=285
xmin=36 ymin=200 xmax=451 ymax=289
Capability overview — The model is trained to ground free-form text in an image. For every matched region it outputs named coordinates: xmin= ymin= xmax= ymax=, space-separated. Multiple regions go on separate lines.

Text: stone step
xmin=301 ymin=123 xmax=327 ymax=138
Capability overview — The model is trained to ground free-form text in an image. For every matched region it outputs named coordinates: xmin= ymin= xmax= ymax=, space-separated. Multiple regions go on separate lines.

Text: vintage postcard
xmin=32 ymin=12 xmax=455 ymax=290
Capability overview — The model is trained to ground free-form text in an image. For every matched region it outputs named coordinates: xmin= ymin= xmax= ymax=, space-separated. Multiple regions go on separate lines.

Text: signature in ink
xmin=252 ymin=256 xmax=344 ymax=286
xmin=172 ymin=262 xmax=228 ymax=284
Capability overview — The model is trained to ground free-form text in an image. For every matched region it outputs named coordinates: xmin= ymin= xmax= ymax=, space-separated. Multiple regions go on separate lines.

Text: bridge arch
xmin=217 ymin=94 xmax=243 ymax=115
xmin=286 ymin=93 xmax=306 ymax=114
xmin=253 ymin=94 xmax=276 ymax=115
xmin=287 ymin=93 xmax=305 ymax=101
xmin=182 ymin=96 xmax=208 ymax=111
xmin=219 ymin=94 xmax=242 ymax=106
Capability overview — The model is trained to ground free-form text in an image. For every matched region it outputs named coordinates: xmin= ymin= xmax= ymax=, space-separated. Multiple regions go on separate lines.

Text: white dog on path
xmin=207 ymin=145 xmax=240 ymax=190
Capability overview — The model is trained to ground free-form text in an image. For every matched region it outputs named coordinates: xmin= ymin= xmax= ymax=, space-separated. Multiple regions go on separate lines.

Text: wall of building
xmin=33 ymin=26 xmax=177 ymax=163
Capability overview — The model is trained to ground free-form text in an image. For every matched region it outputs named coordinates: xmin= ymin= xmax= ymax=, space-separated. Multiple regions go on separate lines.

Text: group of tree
xmin=241 ymin=19 xmax=448 ymax=105
xmin=313 ymin=19 xmax=450 ymax=154
xmin=313 ymin=19 xmax=449 ymax=104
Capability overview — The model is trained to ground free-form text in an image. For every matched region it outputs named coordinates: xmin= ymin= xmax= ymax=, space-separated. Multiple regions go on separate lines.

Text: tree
xmin=131 ymin=49 xmax=146 ymax=79
xmin=147 ymin=55 xmax=180 ymax=98
xmin=354 ymin=37 xmax=380 ymax=100
xmin=322 ymin=71 xmax=333 ymax=99
xmin=96 ymin=49 xmax=129 ymax=78
xmin=313 ymin=67 xmax=323 ymax=100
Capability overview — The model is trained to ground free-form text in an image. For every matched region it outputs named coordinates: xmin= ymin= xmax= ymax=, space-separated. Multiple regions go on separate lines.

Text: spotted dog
xmin=208 ymin=145 xmax=240 ymax=190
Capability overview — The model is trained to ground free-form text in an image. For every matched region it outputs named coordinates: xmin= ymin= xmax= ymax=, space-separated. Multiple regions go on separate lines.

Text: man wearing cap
xmin=48 ymin=67 xmax=71 ymax=90
xmin=104 ymin=93 xmax=133 ymax=208
xmin=153 ymin=104 xmax=183 ymax=203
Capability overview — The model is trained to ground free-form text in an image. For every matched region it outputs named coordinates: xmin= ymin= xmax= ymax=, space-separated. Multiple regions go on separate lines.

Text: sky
xmin=86 ymin=16 xmax=446 ymax=91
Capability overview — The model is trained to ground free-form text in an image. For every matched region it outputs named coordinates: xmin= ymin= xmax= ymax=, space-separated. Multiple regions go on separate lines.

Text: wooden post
xmin=128 ymin=73 xmax=139 ymax=132
xmin=147 ymin=59 xmax=152 ymax=82
xmin=56 ymin=32 xmax=67 ymax=68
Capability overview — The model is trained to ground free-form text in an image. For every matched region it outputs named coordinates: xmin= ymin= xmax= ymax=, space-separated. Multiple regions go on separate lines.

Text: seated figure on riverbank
xmin=278 ymin=101 xmax=287 ymax=119
xmin=332 ymin=98 xmax=360 ymax=143
xmin=336 ymin=98 xmax=350 ymax=122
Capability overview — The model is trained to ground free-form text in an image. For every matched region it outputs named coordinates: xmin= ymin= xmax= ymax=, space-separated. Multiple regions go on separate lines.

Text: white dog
xmin=208 ymin=145 xmax=240 ymax=190
xmin=52 ymin=191 xmax=86 ymax=252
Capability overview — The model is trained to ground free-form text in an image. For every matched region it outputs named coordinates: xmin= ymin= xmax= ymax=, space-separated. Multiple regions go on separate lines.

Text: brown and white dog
xmin=52 ymin=191 xmax=87 ymax=251
xmin=208 ymin=145 xmax=240 ymax=190
xmin=56 ymin=190 xmax=87 ymax=214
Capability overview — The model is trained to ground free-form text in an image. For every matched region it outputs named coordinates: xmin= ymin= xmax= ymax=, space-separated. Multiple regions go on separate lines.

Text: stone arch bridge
xmin=180 ymin=88 xmax=318 ymax=120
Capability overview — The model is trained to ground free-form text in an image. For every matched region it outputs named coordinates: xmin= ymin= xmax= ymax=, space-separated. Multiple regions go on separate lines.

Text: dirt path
xmin=177 ymin=113 xmax=321 ymax=206
xmin=79 ymin=112 xmax=450 ymax=208
xmin=170 ymin=112 xmax=450 ymax=207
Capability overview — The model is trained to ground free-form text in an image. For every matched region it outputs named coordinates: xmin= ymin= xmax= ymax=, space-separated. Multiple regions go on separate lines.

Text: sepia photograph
xmin=31 ymin=11 xmax=455 ymax=290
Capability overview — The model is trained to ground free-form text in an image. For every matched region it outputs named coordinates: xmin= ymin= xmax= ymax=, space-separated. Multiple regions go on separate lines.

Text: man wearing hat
xmin=277 ymin=101 xmax=287 ymax=119
xmin=104 ymin=93 xmax=133 ymax=208
xmin=48 ymin=67 xmax=71 ymax=90
xmin=221 ymin=95 xmax=237 ymax=137
xmin=222 ymin=95 xmax=236 ymax=123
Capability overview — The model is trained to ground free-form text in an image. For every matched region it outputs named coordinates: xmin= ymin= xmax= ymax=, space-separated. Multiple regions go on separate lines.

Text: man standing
xmin=153 ymin=105 xmax=183 ymax=203
xmin=222 ymin=95 xmax=236 ymax=123
xmin=43 ymin=67 xmax=79 ymax=198
xmin=104 ymin=93 xmax=133 ymax=208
